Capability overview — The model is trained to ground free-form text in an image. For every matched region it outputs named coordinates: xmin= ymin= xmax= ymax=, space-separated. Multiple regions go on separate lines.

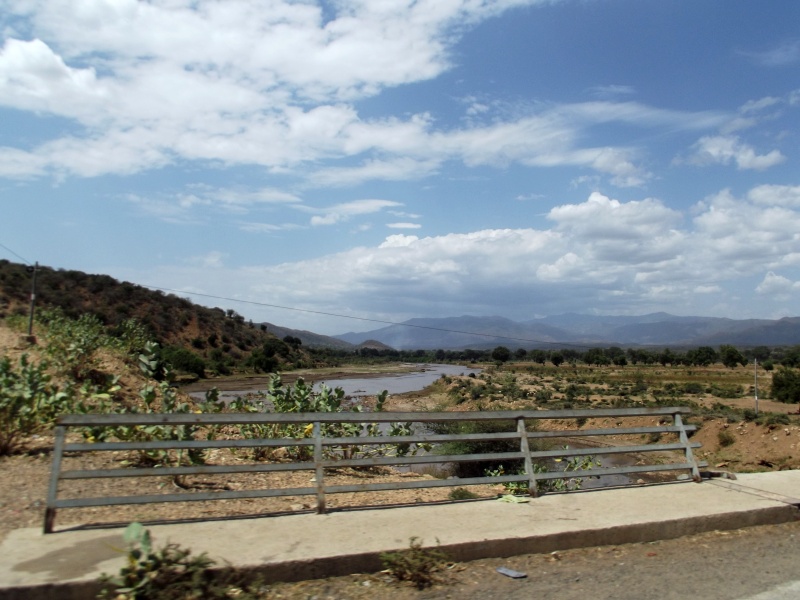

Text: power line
xmin=0 ymin=242 xmax=31 ymax=265
xmin=144 ymin=284 xmax=592 ymax=349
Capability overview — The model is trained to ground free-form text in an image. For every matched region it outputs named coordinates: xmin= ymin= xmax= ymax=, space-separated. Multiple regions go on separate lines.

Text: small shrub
xmin=0 ymin=354 xmax=71 ymax=455
xmin=39 ymin=309 xmax=108 ymax=380
xmin=448 ymin=487 xmax=479 ymax=500
xmin=98 ymin=522 xmax=265 ymax=600
xmin=757 ymin=412 xmax=791 ymax=428
xmin=681 ymin=382 xmax=705 ymax=395
xmin=380 ymin=537 xmax=449 ymax=590
xmin=718 ymin=429 xmax=736 ymax=448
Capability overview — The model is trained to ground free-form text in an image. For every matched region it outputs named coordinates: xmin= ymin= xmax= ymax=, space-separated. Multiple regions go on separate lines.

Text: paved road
xmin=271 ymin=519 xmax=800 ymax=599
xmin=440 ymin=519 xmax=800 ymax=600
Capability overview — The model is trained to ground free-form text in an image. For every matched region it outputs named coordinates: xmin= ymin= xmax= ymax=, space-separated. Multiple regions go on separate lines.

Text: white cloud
xmin=740 ymin=96 xmax=782 ymax=114
xmin=124 ymin=184 xmax=302 ymax=223
xmin=387 ymin=222 xmax=421 ymax=229
xmin=755 ymin=272 xmax=800 ymax=300
xmin=115 ymin=185 xmax=800 ymax=332
xmin=742 ymin=39 xmax=800 ymax=67
xmin=586 ymin=84 xmax=635 ymax=99
xmin=308 ymin=198 xmax=402 ymax=226
xmin=0 ymin=3 xmax=733 ymax=188
xmin=684 ymin=135 xmax=785 ymax=170
xmin=188 ymin=251 xmax=227 ymax=269
xmin=548 ymin=192 xmax=681 ymax=241
xmin=0 ymin=38 xmax=108 ymax=120
xmin=310 ymin=157 xmax=442 ymax=187
xmin=748 ymin=184 xmax=800 ymax=207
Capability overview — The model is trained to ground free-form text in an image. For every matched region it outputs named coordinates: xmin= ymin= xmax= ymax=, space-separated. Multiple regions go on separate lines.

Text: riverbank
xmin=179 ymin=362 xmax=457 ymax=393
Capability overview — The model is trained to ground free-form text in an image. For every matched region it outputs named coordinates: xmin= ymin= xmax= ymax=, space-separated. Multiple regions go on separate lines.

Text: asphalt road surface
xmin=271 ymin=518 xmax=800 ymax=599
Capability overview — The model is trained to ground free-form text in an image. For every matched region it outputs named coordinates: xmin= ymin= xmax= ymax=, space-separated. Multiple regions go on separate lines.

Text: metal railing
xmin=45 ymin=407 xmax=705 ymax=533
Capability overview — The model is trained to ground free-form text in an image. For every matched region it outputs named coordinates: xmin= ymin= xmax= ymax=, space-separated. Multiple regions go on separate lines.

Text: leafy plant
xmin=39 ymin=309 xmax=108 ymax=381
xmin=380 ymin=537 xmax=449 ymax=590
xmin=228 ymin=376 xmax=427 ymax=462
xmin=83 ymin=343 xmax=224 ymax=468
xmin=0 ymin=354 xmax=71 ymax=455
xmin=98 ymin=522 xmax=264 ymax=600
xmin=486 ymin=449 xmax=601 ymax=494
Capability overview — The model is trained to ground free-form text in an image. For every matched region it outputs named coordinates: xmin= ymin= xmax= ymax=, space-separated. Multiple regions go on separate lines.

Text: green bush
xmin=681 ymin=382 xmax=705 ymax=395
xmin=0 ymin=354 xmax=71 ymax=455
xmin=757 ymin=412 xmax=791 ymax=428
xmin=98 ymin=522 xmax=265 ymax=600
xmin=718 ymin=429 xmax=736 ymax=447
xmin=160 ymin=346 xmax=206 ymax=378
xmin=771 ymin=367 xmax=800 ymax=403
xmin=39 ymin=309 xmax=108 ymax=380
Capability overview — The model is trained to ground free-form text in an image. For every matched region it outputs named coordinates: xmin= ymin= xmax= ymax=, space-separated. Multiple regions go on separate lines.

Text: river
xmin=188 ymin=363 xmax=633 ymax=488
xmin=188 ymin=363 xmax=481 ymax=404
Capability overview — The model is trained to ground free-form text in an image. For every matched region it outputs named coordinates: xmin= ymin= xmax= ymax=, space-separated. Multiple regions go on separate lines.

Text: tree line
xmin=312 ymin=343 xmax=800 ymax=371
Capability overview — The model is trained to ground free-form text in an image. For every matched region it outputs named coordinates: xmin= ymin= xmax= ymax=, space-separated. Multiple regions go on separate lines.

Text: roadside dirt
xmin=2 ymin=321 xmax=800 ymax=593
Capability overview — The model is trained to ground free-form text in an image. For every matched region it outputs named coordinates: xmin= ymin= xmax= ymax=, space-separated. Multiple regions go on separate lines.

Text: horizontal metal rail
xmin=45 ymin=408 xmax=704 ymax=533
xmin=55 ymin=406 xmax=692 ymax=427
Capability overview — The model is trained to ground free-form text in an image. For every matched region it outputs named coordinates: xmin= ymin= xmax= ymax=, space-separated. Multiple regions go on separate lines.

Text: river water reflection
xmin=313 ymin=363 xmax=481 ymax=397
xmin=189 ymin=363 xmax=481 ymax=404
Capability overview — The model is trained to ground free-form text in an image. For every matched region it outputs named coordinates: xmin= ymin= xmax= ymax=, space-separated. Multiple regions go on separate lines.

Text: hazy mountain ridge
xmin=336 ymin=313 xmax=800 ymax=350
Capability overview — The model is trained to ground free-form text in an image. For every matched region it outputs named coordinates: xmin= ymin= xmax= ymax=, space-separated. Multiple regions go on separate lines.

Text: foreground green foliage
xmin=229 ymin=379 xmax=426 ymax=461
xmin=0 ymin=354 xmax=70 ymax=455
xmin=98 ymin=522 xmax=265 ymax=600
xmin=486 ymin=450 xmax=601 ymax=494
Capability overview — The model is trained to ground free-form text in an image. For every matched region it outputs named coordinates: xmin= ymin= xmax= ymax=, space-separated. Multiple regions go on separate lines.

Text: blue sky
xmin=1 ymin=0 xmax=800 ymax=335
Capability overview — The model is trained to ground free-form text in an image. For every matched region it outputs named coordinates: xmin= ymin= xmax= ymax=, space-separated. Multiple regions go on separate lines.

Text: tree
xmin=529 ymin=349 xmax=547 ymax=364
xmin=688 ymin=346 xmax=718 ymax=367
xmin=719 ymin=345 xmax=746 ymax=369
xmin=491 ymin=346 xmax=511 ymax=363
xmin=771 ymin=367 xmax=800 ymax=403
xmin=583 ymin=348 xmax=609 ymax=366
xmin=550 ymin=352 xmax=564 ymax=367
xmin=658 ymin=348 xmax=675 ymax=366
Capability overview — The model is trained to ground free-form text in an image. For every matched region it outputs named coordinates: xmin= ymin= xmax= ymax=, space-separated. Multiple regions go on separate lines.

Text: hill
xmin=259 ymin=321 xmax=353 ymax=349
xmin=0 ymin=260 xmax=309 ymax=377
xmin=337 ymin=313 xmax=800 ymax=350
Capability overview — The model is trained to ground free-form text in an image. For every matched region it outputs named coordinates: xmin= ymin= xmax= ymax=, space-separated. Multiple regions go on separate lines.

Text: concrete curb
xmin=2 ymin=472 xmax=799 ymax=600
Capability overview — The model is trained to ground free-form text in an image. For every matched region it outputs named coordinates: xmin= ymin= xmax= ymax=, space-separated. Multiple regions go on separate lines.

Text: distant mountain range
xmin=322 ymin=313 xmax=800 ymax=350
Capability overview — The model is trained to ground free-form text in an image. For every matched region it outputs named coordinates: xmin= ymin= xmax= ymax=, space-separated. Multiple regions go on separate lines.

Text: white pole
xmin=754 ymin=358 xmax=759 ymax=416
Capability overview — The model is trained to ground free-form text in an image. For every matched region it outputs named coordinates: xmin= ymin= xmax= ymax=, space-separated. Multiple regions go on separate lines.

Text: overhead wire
xmin=144 ymin=284 xmax=594 ymax=349
xmin=0 ymin=250 xmax=596 ymax=349
xmin=0 ymin=242 xmax=31 ymax=266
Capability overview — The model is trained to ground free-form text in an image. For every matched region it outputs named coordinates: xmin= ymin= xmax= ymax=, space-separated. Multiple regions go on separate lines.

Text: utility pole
xmin=27 ymin=261 xmax=38 ymax=339
xmin=754 ymin=358 xmax=759 ymax=416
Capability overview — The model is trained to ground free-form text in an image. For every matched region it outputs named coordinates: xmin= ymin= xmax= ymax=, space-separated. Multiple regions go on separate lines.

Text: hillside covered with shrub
xmin=0 ymin=260 xmax=311 ymax=377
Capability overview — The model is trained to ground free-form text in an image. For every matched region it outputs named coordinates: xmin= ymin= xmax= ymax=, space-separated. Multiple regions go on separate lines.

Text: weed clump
xmin=380 ymin=537 xmax=450 ymax=590
xmin=718 ymin=429 xmax=736 ymax=448
xmin=98 ymin=522 xmax=265 ymax=600
xmin=448 ymin=487 xmax=479 ymax=500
